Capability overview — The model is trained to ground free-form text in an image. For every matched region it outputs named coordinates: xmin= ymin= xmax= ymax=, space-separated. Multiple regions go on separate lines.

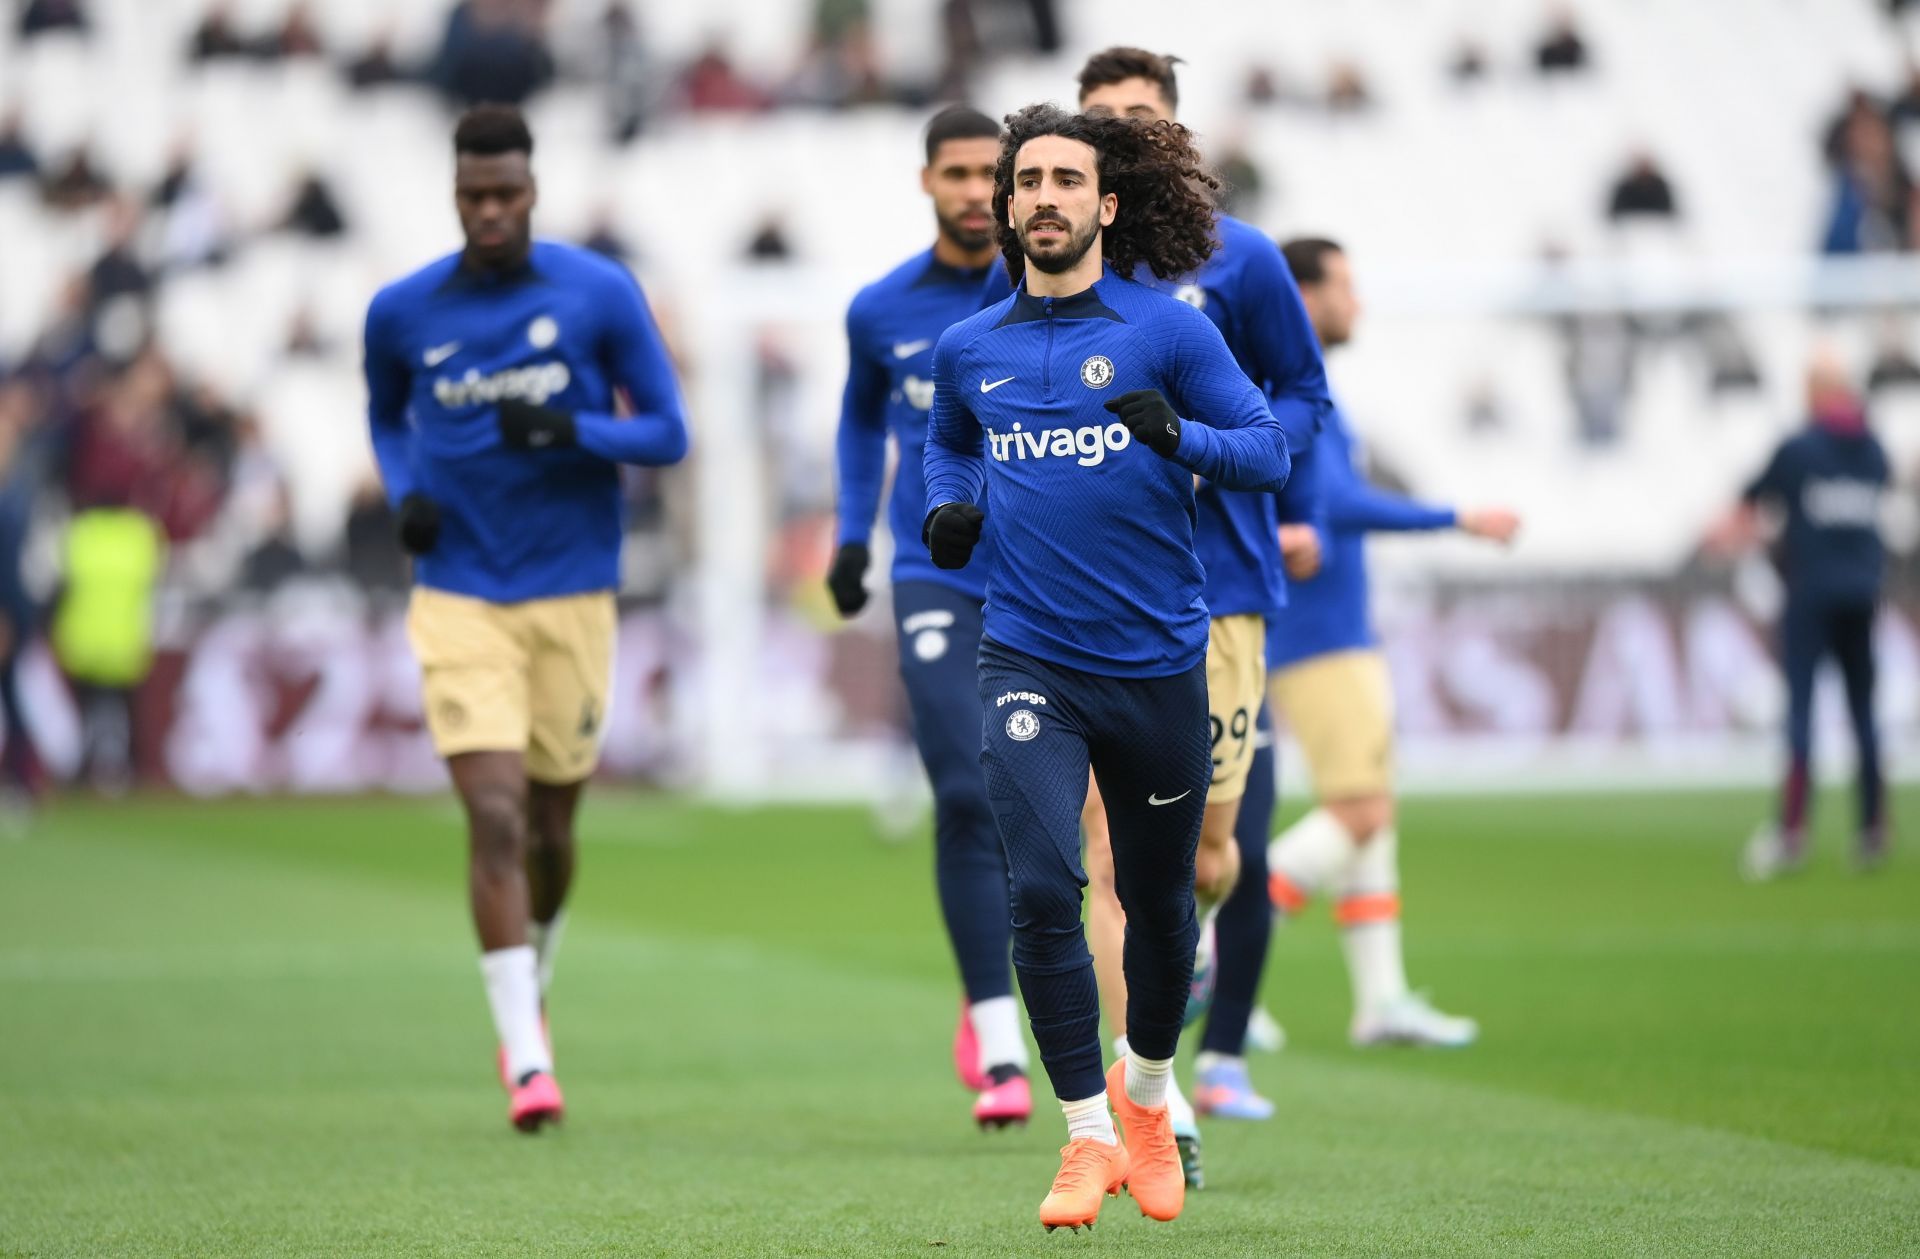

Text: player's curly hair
xmin=992 ymin=103 xmax=1220 ymax=284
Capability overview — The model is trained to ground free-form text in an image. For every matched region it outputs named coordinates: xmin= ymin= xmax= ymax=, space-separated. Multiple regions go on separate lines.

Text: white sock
xmin=1193 ymin=1050 xmax=1242 ymax=1076
xmin=969 ymin=995 xmax=1030 ymax=1073
xmin=1124 ymin=1049 xmax=1173 ymax=1108
xmin=1267 ymin=807 xmax=1358 ymax=914
xmin=1062 ymin=1093 xmax=1118 ymax=1144
xmin=1165 ymin=1069 xmax=1196 ymax=1129
xmin=480 ymin=945 xmax=552 ymax=1083
xmin=1113 ymin=1033 xmax=1129 ymax=1060
xmin=1338 ymin=827 xmax=1408 ymax=1013
xmin=530 ymin=910 xmax=567 ymax=996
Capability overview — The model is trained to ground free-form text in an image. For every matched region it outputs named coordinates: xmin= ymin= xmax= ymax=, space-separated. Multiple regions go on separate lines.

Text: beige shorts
xmin=407 ymin=587 xmax=616 ymax=784
xmin=1205 ymin=614 xmax=1266 ymax=803
xmin=1269 ymin=648 xmax=1395 ymax=799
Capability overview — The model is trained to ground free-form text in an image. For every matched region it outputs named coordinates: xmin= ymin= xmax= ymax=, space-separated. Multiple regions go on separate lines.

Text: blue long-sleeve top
xmin=1742 ymin=419 xmax=1888 ymax=606
xmin=924 ymin=268 xmax=1291 ymax=678
xmin=363 ymin=239 xmax=688 ymax=603
xmin=833 ymin=249 xmax=1010 ymax=598
xmin=1136 ymin=215 xmax=1331 ymax=618
xmin=1267 ymin=401 xmax=1454 ymax=669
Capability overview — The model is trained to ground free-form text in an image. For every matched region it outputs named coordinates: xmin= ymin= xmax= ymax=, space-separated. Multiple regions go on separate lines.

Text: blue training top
xmin=1134 ymin=215 xmax=1330 ymax=619
xmin=834 ymin=249 xmax=1012 ymax=599
xmin=364 ymin=239 xmax=689 ymax=604
xmin=1267 ymin=401 xmax=1455 ymax=669
xmin=924 ymin=267 xmax=1292 ymax=678
xmin=1743 ymin=420 xmax=1889 ymax=607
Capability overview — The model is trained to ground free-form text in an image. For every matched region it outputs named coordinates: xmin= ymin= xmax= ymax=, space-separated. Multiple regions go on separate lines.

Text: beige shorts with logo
xmin=1268 ymin=648 xmax=1395 ymax=800
xmin=407 ymin=587 xmax=616 ymax=785
xmin=1206 ymin=614 xmax=1266 ymax=804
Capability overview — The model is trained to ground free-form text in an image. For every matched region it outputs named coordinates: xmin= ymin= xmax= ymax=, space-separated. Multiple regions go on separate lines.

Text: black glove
xmin=396 ymin=492 xmax=441 ymax=556
xmin=825 ymin=541 xmax=870 ymax=617
xmin=922 ymin=502 xmax=984 ymax=571
xmin=498 ymin=398 xmax=578 ymax=450
xmin=1104 ymin=389 xmax=1182 ymax=459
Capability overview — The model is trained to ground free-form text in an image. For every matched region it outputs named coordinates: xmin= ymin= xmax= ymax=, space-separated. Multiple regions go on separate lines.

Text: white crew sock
xmin=530 ymin=910 xmax=567 ymax=996
xmin=1062 ymin=1093 xmax=1118 ymax=1144
xmin=480 ymin=945 xmax=552 ymax=1083
xmin=1337 ymin=827 xmax=1408 ymax=1013
xmin=969 ymin=995 xmax=1030 ymax=1073
xmin=1267 ymin=807 xmax=1359 ymax=914
xmin=1124 ymin=1049 xmax=1173 ymax=1108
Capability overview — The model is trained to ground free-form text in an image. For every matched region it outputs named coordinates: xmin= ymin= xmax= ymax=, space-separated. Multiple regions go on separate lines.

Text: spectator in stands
xmin=151 ymin=141 xmax=232 ymax=270
xmin=0 ymin=111 xmax=40 ymax=181
xmin=582 ymin=208 xmax=634 ymax=263
xmin=1243 ymin=64 xmax=1282 ymax=107
xmin=20 ymin=0 xmax=87 ymax=38
xmin=1822 ymin=102 xmax=1914 ymax=253
xmin=284 ymin=310 xmax=329 ymax=359
xmin=1824 ymin=88 xmax=1884 ymax=168
xmin=1213 ymin=140 xmax=1266 ymax=219
xmin=345 ymin=26 xmax=411 ymax=89
xmin=744 ymin=213 xmax=794 ymax=261
xmin=239 ymin=485 xmax=307 ymax=593
xmin=268 ymin=3 xmax=325 ymax=59
xmin=1326 ymin=60 xmax=1373 ymax=113
xmin=1607 ymin=153 xmax=1679 ymax=222
xmin=590 ymin=2 xmax=652 ymax=141
xmin=1868 ymin=316 xmax=1920 ymax=392
xmin=86 ymin=200 xmax=153 ymax=313
xmin=277 ymin=171 xmax=347 ymax=238
xmin=1450 ymin=38 xmax=1489 ymax=85
xmin=430 ymin=0 xmax=555 ymax=106
xmin=41 ymin=146 xmax=110 ymax=212
xmin=1535 ymin=6 xmax=1589 ymax=75
xmin=190 ymin=3 xmax=250 ymax=60
xmin=681 ymin=40 xmax=769 ymax=112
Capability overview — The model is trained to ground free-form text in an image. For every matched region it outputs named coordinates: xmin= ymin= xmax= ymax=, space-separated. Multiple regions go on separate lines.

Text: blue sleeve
xmin=571 ymin=268 xmax=690 ymax=466
xmin=833 ymin=296 xmax=889 ymax=546
xmin=921 ymin=329 xmax=987 ymax=519
xmin=363 ymin=291 xmax=416 ymax=506
xmin=1236 ymin=234 xmax=1331 ymax=455
xmin=1161 ymin=309 xmax=1291 ymax=493
xmin=1327 ymin=477 xmax=1456 ymax=532
xmin=1275 ymin=439 xmax=1327 ymax=535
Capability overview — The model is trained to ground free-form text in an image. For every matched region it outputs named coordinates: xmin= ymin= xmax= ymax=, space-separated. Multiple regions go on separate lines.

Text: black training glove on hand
xmin=396 ymin=492 xmax=441 ymax=556
xmin=1104 ymin=390 xmax=1183 ymax=459
xmin=826 ymin=541 xmax=871 ymax=616
xmin=498 ymin=398 xmax=578 ymax=450
xmin=922 ymin=502 xmax=985 ymax=571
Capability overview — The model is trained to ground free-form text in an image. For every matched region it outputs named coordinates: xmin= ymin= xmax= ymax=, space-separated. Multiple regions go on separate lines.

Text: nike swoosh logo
xmin=1147 ymin=790 xmax=1192 ymax=806
xmin=422 ymin=341 xmax=461 ymax=367
xmin=981 ymin=376 xmax=1016 ymax=393
xmin=893 ymin=339 xmax=932 ymax=359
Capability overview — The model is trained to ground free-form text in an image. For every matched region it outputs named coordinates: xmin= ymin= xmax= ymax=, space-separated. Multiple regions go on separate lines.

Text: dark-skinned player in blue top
xmin=922 ymin=104 xmax=1290 ymax=1232
xmin=1718 ymin=346 xmax=1892 ymax=880
xmin=363 ymin=105 xmax=688 ymax=1135
xmin=825 ymin=106 xmax=1030 ymax=1131
xmin=1073 ymin=47 xmax=1331 ymax=1171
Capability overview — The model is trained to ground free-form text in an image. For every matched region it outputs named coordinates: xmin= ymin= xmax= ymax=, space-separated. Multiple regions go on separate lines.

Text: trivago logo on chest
xmin=988 ymin=420 xmax=1132 ymax=467
xmin=432 ymin=361 xmax=572 ymax=408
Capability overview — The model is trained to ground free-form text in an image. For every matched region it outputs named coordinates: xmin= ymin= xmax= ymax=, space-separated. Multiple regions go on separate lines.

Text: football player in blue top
xmin=1072 ymin=46 xmax=1332 ymax=1178
xmin=363 ymin=105 xmax=689 ymax=1134
xmin=922 ymin=104 xmax=1290 ymax=1231
xmin=827 ymin=106 xmax=1031 ymax=1130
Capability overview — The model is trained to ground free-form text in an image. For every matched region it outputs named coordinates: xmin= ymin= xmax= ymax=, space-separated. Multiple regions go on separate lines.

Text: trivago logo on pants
xmin=987 ymin=421 xmax=1132 ymax=467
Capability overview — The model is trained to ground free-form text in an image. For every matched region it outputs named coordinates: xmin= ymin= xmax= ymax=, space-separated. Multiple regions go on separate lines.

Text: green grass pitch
xmin=2 ymin=788 xmax=1917 ymax=1257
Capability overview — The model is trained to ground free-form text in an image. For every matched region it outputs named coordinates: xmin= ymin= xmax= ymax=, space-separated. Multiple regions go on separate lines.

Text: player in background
xmin=1716 ymin=348 xmax=1891 ymax=880
xmin=1072 ymin=46 xmax=1330 ymax=1172
xmin=363 ymin=105 xmax=689 ymax=1132
xmin=923 ymin=104 xmax=1291 ymax=1231
xmin=826 ymin=106 xmax=1031 ymax=1129
xmin=1213 ymin=239 xmax=1515 ymax=1101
